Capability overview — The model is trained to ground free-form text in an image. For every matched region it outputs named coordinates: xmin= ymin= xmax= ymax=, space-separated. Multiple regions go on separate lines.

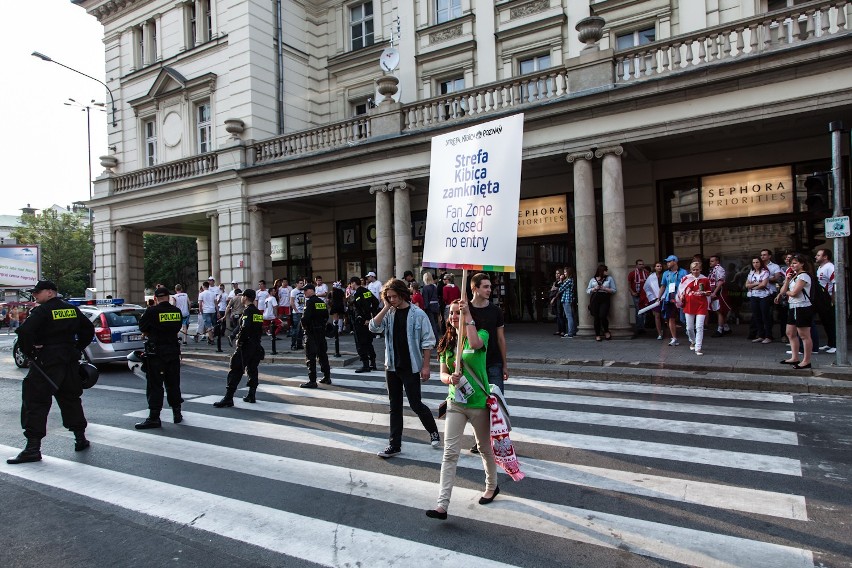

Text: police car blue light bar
xmin=68 ymin=298 xmax=125 ymax=306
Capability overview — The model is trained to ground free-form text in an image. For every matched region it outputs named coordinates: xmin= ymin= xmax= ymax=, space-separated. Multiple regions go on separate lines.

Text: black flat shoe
xmin=793 ymin=363 xmax=812 ymax=370
xmin=425 ymin=509 xmax=447 ymax=520
xmin=478 ymin=486 xmax=500 ymax=505
xmin=780 ymin=359 xmax=798 ymax=365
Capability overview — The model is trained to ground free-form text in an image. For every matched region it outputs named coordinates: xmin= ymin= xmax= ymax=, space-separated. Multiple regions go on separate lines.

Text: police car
xmin=13 ymin=298 xmax=146 ymax=368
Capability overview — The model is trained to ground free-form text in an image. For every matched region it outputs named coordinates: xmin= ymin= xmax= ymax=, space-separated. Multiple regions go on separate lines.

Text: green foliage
xmin=10 ymin=210 xmax=93 ymax=297
xmin=144 ymin=234 xmax=198 ymax=291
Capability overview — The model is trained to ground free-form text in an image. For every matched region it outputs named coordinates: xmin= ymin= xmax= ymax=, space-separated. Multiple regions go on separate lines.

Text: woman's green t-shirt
xmin=439 ymin=329 xmax=490 ymax=408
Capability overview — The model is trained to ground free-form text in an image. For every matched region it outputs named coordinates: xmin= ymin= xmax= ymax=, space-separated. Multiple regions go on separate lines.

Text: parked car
xmin=12 ymin=298 xmax=146 ymax=368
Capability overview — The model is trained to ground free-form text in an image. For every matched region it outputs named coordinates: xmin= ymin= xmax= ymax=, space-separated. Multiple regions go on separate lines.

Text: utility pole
xmin=829 ymin=121 xmax=848 ymax=366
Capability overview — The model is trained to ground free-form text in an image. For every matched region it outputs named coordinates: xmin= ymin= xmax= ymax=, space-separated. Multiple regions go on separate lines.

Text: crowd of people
xmin=544 ymin=248 xmax=838 ymax=362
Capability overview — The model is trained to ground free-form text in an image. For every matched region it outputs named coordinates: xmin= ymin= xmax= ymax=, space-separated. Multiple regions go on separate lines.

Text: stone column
xmin=194 ymin=0 xmax=205 ymax=45
xmin=114 ymin=226 xmax=130 ymax=301
xmin=391 ymin=181 xmax=412 ymax=278
xmin=567 ymin=151 xmax=596 ymax=335
xmin=208 ymin=212 xmax=219 ymax=283
xmin=370 ymin=184 xmax=393 ymax=283
xmin=248 ymin=206 xmax=265 ymax=287
xmin=595 ymin=145 xmax=630 ymax=335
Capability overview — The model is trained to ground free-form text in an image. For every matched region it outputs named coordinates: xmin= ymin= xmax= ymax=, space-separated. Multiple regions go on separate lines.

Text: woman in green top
xmin=425 ymin=299 xmax=498 ymax=520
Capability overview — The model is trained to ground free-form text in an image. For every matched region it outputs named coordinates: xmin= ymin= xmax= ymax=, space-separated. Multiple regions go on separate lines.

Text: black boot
xmin=7 ymin=438 xmax=41 ymax=464
xmin=300 ymin=380 xmax=317 ymax=388
xmin=369 ymin=359 xmax=377 ymax=371
xmin=135 ymin=413 xmax=162 ymax=430
xmin=319 ymin=376 xmax=332 ymax=385
xmin=74 ymin=430 xmax=90 ymax=451
xmin=213 ymin=395 xmax=234 ymax=408
xmin=172 ymin=406 xmax=183 ymax=424
xmin=243 ymin=387 xmax=257 ymax=403
xmin=354 ymin=362 xmax=371 ymax=373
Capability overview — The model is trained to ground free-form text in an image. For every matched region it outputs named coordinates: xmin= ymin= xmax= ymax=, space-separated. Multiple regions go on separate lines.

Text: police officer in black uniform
xmin=349 ymin=276 xmax=380 ymax=373
xmin=7 ymin=280 xmax=95 ymax=464
xmin=135 ymin=287 xmax=184 ymax=429
xmin=213 ymin=288 xmax=264 ymax=407
xmin=300 ymin=283 xmax=331 ymax=388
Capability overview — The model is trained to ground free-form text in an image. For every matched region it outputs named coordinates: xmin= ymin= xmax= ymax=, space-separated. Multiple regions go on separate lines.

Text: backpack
xmin=803 ymin=278 xmax=831 ymax=311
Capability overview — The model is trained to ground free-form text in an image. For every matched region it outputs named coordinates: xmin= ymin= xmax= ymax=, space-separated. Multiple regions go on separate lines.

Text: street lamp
xmin=32 ymin=51 xmax=117 ymax=127
xmin=64 ymin=98 xmax=105 ymax=200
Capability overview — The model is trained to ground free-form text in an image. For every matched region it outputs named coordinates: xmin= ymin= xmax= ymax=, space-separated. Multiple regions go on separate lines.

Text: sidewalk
xmin=182 ymin=322 xmax=852 ymax=396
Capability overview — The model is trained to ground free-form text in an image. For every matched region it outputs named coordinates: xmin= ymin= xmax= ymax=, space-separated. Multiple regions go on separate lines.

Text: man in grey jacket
xmin=369 ymin=278 xmax=440 ymax=458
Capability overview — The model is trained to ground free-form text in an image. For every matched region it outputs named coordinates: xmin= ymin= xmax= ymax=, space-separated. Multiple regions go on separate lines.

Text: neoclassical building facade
xmin=76 ymin=0 xmax=852 ymax=334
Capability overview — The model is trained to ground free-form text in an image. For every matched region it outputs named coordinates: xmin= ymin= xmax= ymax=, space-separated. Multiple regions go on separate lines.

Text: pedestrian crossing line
xmin=181 ymin=396 xmax=803 ymax=475
xmin=65 ymin=427 xmax=813 ymax=568
xmin=255 ymin=383 xmax=799 ymax=445
xmin=327 ymin=368 xmax=795 ymax=403
xmin=0 ymin=376 xmax=200 ymax=398
xmin=271 ymin=376 xmax=796 ymax=422
xmin=121 ymin=412 xmax=808 ymax=520
xmin=0 ymin=445 xmax=509 ymax=568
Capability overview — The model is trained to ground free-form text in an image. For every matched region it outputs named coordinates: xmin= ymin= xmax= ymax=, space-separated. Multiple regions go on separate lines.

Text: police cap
xmin=28 ymin=280 xmax=58 ymax=293
xmin=303 ymin=283 xmax=315 ymax=291
xmin=154 ymin=287 xmax=171 ymax=297
xmin=242 ymin=288 xmax=256 ymax=301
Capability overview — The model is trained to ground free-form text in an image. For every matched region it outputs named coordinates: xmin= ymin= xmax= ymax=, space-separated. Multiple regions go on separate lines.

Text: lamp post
xmin=64 ymin=98 xmax=105 ymax=200
xmin=32 ymin=51 xmax=117 ymax=128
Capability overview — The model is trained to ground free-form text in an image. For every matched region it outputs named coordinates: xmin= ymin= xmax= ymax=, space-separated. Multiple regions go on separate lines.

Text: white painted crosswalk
xmin=0 ymin=368 xmax=817 ymax=567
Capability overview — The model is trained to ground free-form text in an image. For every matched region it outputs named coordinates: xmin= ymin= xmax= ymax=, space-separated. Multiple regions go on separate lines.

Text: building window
xmin=616 ymin=27 xmax=656 ymax=50
xmin=436 ymin=0 xmax=461 ymax=24
xmin=440 ymin=76 xmax=465 ymax=118
xmin=519 ymin=54 xmax=552 ymax=100
xmin=196 ymin=103 xmax=212 ymax=153
xmin=134 ymin=25 xmax=145 ymax=69
xmin=350 ymin=2 xmax=374 ymax=50
xmin=144 ymin=119 xmax=157 ymax=166
xmin=185 ymin=1 xmax=213 ymax=48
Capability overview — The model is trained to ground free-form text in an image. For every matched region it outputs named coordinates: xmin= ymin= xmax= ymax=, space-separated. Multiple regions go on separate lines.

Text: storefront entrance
xmin=507 ymin=240 xmax=572 ymax=322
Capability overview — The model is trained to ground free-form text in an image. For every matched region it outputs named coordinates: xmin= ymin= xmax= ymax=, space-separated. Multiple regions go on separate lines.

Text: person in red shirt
xmin=677 ymin=261 xmax=711 ymax=355
xmin=441 ymin=274 xmax=461 ymax=322
xmin=410 ymin=281 xmax=425 ymax=310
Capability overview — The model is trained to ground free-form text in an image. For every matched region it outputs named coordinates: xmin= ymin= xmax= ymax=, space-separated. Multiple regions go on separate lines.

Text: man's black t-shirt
xmin=392 ymin=307 xmax=411 ymax=375
xmin=469 ymin=302 xmax=504 ymax=368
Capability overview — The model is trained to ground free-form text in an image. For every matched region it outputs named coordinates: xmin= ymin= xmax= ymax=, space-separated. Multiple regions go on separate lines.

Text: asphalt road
xmin=0 ymin=338 xmax=850 ymax=568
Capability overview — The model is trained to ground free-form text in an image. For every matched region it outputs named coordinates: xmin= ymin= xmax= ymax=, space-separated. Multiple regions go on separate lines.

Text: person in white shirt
xmin=290 ymin=279 xmax=307 ymax=350
xmin=171 ymin=284 xmax=191 ymax=344
xmin=261 ymin=291 xmax=279 ymax=335
xmin=198 ymin=281 xmax=219 ymax=345
xmin=313 ymin=275 xmax=329 ymax=301
xmin=227 ymin=280 xmax=239 ymax=300
xmin=777 ymin=253 xmax=815 ymax=369
xmin=642 ymin=261 xmax=665 ymax=340
xmin=277 ymin=277 xmax=293 ymax=335
xmin=815 ymin=248 xmax=836 ymax=353
xmin=760 ymin=249 xmax=784 ymax=340
xmin=255 ymin=280 xmax=270 ymax=309
xmin=216 ymin=284 xmax=228 ymax=318
xmin=366 ymin=271 xmax=383 ymax=307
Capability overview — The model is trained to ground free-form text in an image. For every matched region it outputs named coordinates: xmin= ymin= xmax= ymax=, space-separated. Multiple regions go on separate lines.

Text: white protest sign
xmin=422 ymin=114 xmax=524 ymax=271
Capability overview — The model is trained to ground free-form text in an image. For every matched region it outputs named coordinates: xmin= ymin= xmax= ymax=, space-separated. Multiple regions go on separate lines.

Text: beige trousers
xmin=436 ymin=400 xmax=498 ymax=511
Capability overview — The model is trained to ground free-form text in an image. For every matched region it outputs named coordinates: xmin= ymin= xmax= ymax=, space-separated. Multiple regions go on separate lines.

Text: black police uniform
xmin=214 ymin=303 xmax=264 ymax=406
xmin=302 ymin=294 xmax=330 ymax=386
xmin=351 ymin=285 xmax=380 ymax=371
xmin=11 ymin=294 xmax=95 ymax=462
xmin=136 ymin=299 xmax=183 ymax=428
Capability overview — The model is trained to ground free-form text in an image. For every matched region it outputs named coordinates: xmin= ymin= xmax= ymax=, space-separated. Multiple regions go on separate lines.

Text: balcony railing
xmin=251 ymin=115 xmax=371 ymax=165
xmin=114 ymin=153 xmax=218 ymax=193
xmin=401 ymin=68 xmax=569 ymax=131
xmin=615 ymin=0 xmax=849 ymax=83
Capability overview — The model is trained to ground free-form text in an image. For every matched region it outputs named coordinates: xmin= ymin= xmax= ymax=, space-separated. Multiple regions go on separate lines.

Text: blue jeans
xmin=487 ymin=363 xmax=505 ymax=393
xmin=631 ymin=295 xmax=645 ymax=332
xmin=562 ymin=300 xmax=576 ymax=336
xmin=291 ymin=313 xmax=304 ymax=347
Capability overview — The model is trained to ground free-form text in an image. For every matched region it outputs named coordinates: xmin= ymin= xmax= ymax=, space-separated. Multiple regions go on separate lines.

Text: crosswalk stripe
xmin=67 ymin=427 xmax=813 ymax=568
xmin=121 ymin=411 xmax=808 ymax=520
xmin=182 ymin=396 xmax=802 ymax=475
xmin=256 ymin=383 xmax=799 ymax=445
xmin=0 ymin=445 xmax=509 ymax=568
xmin=271 ymin=376 xmax=796 ymax=422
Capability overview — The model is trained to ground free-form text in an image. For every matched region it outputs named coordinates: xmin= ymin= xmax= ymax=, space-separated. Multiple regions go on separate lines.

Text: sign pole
xmin=455 ymin=268 xmax=468 ymax=375
xmin=830 ymin=121 xmax=848 ymax=366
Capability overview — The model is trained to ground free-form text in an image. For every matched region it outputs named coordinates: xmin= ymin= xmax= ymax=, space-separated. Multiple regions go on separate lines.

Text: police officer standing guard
xmin=135 ymin=287 xmax=184 ymax=429
xmin=300 ymin=283 xmax=331 ymax=388
xmin=7 ymin=280 xmax=95 ymax=464
xmin=349 ymin=276 xmax=379 ymax=373
xmin=213 ymin=289 xmax=264 ymax=407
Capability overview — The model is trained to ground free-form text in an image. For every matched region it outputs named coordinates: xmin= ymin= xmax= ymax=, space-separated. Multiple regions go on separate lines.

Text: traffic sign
xmin=825 ymin=216 xmax=850 ymax=238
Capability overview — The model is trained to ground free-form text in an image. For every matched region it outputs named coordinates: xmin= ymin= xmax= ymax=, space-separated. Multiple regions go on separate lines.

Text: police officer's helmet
xmin=79 ymin=362 xmax=100 ymax=389
xmin=324 ymin=321 xmax=338 ymax=339
xmin=127 ymin=350 xmax=146 ymax=380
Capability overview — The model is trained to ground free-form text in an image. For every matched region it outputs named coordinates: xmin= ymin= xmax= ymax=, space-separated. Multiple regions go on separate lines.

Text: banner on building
xmin=0 ymin=245 xmax=41 ymax=288
xmin=422 ymin=114 xmax=524 ymax=272
xmin=701 ymin=166 xmax=794 ymax=221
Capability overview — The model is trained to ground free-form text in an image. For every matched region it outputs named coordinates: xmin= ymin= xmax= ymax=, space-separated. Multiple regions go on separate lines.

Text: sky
xmin=1 ymin=1 xmax=108 ymax=216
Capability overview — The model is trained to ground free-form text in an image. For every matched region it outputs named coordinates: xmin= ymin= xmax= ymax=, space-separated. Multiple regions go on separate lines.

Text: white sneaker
xmin=429 ymin=432 xmax=441 ymax=449
xmin=668 ymin=339 xmax=679 ymax=346
xmin=695 ymin=349 xmax=703 ymax=355
xmin=689 ymin=343 xmax=695 ymax=351
xmin=818 ymin=345 xmax=830 ymax=352
xmin=761 ymin=338 xmax=772 ymax=344
xmin=656 ymin=335 xmax=663 ymax=340
xmin=826 ymin=347 xmax=837 ymax=354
